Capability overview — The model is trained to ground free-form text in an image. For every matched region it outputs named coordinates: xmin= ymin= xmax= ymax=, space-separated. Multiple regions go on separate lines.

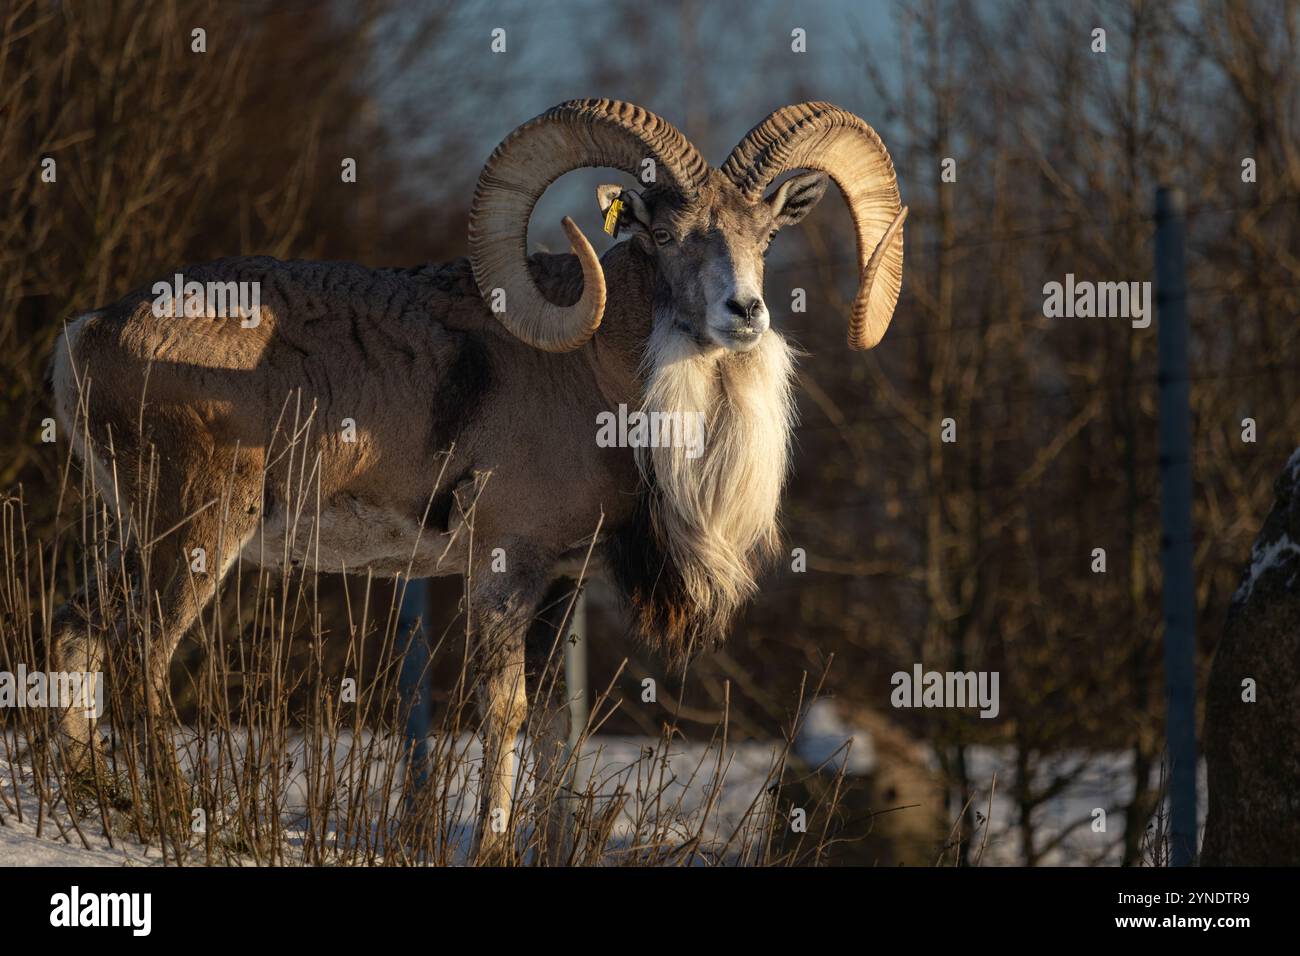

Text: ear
xmin=596 ymin=184 xmax=652 ymax=241
xmin=765 ymin=171 xmax=830 ymax=229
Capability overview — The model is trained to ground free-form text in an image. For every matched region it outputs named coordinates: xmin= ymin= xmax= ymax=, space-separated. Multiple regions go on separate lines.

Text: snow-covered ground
xmin=794 ymin=698 xmax=1208 ymax=865
xmin=0 ymin=716 xmax=1205 ymax=866
xmin=957 ymin=746 xmax=1208 ymax=865
xmin=0 ymin=729 xmax=782 ymax=866
xmin=0 ymin=767 xmax=163 ymax=867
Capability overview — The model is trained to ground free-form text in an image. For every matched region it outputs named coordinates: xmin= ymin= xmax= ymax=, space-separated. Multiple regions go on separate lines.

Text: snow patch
xmin=1234 ymin=532 xmax=1300 ymax=604
xmin=1286 ymin=445 xmax=1300 ymax=485
xmin=794 ymin=698 xmax=876 ymax=775
xmin=1 ymin=766 xmax=161 ymax=867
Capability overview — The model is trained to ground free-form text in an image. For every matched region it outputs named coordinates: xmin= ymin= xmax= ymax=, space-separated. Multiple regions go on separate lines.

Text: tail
xmin=48 ymin=310 xmax=101 ymax=452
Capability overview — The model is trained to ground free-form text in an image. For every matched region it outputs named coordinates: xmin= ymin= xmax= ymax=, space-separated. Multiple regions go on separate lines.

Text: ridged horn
xmin=722 ymin=103 xmax=907 ymax=349
xmin=469 ymin=99 xmax=709 ymax=352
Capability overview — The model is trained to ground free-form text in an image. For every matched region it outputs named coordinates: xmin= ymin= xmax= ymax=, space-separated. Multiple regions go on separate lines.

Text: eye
xmin=652 ymin=228 xmax=673 ymax=246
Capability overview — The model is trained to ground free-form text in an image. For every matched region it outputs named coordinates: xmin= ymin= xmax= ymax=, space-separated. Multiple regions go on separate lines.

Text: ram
xmin=48 ymin=99 xmax=906 ymax=860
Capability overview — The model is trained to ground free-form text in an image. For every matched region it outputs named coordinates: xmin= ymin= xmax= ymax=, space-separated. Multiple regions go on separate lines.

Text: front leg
xmin=523 ymin=578 xmax=580 ymax=866
xmin=474 ymin=629 xmax=528 ymax=864
xmin=470 ymin=553 xmax=551 ymax=865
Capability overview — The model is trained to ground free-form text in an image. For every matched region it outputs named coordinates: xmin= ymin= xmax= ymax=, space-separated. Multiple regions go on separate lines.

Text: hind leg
xmin=49 ymin=549 xmax=135 ymax=771
xmin=139 ymin=508 xmax=257 ymax=727
xmin=52 ymin=428 xmax=264 ymax=768
xmin=135 ymin=441 xmax=265 ymax=734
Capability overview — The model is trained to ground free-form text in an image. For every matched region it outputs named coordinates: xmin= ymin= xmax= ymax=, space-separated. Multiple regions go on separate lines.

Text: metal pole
xmin=1155 ymin=185 xmax=1198 ymax=866
xmin=563 ymin=589 xmax=588 ymax=761
xmin=556 ymin=587 xmax=589 ymax=861
xmin=398 ymin=577 xmax=432 ymax=789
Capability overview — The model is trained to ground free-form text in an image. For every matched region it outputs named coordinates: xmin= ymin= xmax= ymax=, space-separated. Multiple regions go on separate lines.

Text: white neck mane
xmin=631 ymin=320 xmax=796 ymax=659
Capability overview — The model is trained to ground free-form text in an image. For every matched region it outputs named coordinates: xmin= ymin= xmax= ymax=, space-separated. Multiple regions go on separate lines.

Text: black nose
xmin=725 ymin=297 xmax=763 ymax=321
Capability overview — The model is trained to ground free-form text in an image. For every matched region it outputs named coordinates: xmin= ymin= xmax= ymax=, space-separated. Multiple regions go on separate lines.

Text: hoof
xmin=474 ymin=833 xmax=516 ymax=867
xmin=51 ymin=731 xmax=112 ymax=777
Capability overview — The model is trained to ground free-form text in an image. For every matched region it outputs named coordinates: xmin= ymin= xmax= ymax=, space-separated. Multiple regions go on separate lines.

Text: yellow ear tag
xmin=603 ymin=197 xmax=625 ymax=237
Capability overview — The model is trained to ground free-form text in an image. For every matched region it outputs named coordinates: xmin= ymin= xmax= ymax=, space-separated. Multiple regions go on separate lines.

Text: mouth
xmin=718 ymin=326 xmax=759 ymax=341
xmin=707 ymin=324 xmax=764 ymax=350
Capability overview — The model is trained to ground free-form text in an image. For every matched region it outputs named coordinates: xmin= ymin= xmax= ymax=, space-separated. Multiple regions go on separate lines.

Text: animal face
xmin=597 ymin=171 xmax=829 ymax=352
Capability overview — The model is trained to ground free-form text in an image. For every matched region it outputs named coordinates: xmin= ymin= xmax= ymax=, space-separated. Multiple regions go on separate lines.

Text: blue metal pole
xmin=1155 ymin=185 xmax=1198 ymax=866
xmin=397 ymin=577 xmax=431 ymax=789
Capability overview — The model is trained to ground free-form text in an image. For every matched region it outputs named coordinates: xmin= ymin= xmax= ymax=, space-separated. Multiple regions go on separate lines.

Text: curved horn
xmin=721 ymin=103 xmax=907 ymax=350
xmin=469 ymin=99 xmax=709 ymax=352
